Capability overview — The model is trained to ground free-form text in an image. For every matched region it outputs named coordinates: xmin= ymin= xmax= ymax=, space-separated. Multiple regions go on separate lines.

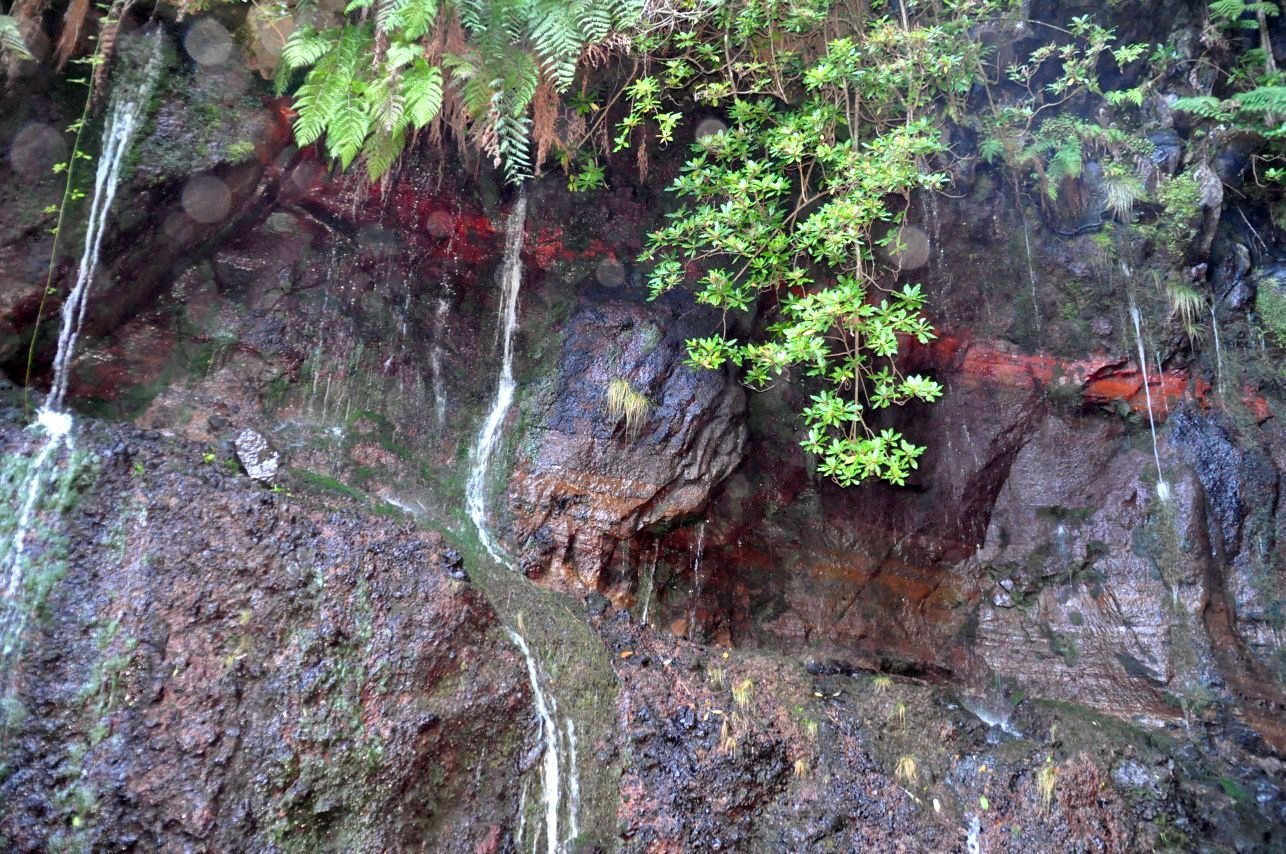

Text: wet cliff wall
xmin=0 ymin=1 xmax=1282 ymax=849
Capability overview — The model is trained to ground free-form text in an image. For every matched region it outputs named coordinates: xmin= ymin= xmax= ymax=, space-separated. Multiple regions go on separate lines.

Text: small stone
xmin=585 ymin=591 xmax=610 ymax=617
xmin=234 ymin=428 xmax=279 ymax=483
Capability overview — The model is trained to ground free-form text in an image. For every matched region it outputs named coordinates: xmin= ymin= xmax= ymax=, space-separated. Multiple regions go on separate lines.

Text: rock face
xmin=0 ymin=5 xmax=1284 ymax=849
xmin=626 ymin=180 xmax=1286 ymax=752
xmin=0 ymin=411 xmax=528 ymax=852
xmin=509 ymin=296 xmax=747 ymax=594
xmin=594 ymin=609 xmax=1284 ymax=853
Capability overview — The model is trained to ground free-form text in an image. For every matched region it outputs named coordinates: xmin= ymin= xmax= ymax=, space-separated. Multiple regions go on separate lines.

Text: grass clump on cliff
xmin=1257 ymin=282 xmax=1286 ymax=348
xmin=605 ymin=378 xmax=650 ymax=440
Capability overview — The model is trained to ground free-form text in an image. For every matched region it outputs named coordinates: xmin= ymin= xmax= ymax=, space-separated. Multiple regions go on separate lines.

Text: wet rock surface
xmin=510 ymin=296 xmax=747 ymax=594
xmin=0 ymin=5 xmax=1284 ymax=848
xmin=594 ymin=608 xmax=1285 ymax=853
xmin=0 ymin=410 xmax=528 ymax=851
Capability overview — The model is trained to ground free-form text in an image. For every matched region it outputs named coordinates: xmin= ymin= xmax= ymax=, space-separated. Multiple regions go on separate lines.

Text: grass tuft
xmin=606 ymin=378 xmax=651 ymax=440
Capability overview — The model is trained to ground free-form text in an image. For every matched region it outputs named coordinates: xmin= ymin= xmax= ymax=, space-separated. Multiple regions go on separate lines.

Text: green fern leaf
xmin=0 ymin=15 xmax=32 ymax=61
xmin=1172 ymin=95 xmax=1232 ymax=120
xmin=403 ymin=60 xmax=444 ymax=128
xmin=281 ymin=27 xmax=336 ymax=70
xmin=363 ymin=127 xmax=406 ymax=181
xmin=529 ymin=7 xmax=582 ymax=91
xmin=496 ymin=112 xmax=532 ymax=183
xmin=1048 ymin=137 xmax=1083 ymax=183
xmin=1233 ymin=86 xmax=1286 ymax=115
xmin=1209 ymin=0 xmax=1252 ymax=21
xmin=327 ymin=95 xmax=374 ymax=169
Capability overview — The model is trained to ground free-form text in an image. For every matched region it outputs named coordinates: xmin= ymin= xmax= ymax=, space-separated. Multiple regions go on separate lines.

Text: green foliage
xmin=1169 ymin=0 xmax=1284 ymax=179
xmin=1133 ymin=171 xmax=1203 ymax=262
xmin=637 ymin=4 xmax=969 ymax=487
xmin=1208 ymin=0 xmax=1279 ymax=30
xmin=1102 ymin=161 xmax=1146 ymax=220
xmin=280 ymin=0 xmax=636 ymax=181
xmin=982 ymin=18 xmax=1157 ymax=214
xmin=1257 ymin=281 xmax=1286 ymax=347
xmin=566 ymin=157 xmax=606 ymax=191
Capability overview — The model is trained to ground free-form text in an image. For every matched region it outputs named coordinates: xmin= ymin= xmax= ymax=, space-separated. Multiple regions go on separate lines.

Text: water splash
xmin=466 ymin=194 xmax=527 ymax=564
xmin=1130 ymin=303 xmax=1169 ymax=501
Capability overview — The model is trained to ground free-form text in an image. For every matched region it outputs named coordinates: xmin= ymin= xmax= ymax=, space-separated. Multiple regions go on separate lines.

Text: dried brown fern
xmin=54 ymin=0 xmax=89 ymax=69
xmin=530 ymin=76 xmax=562 ymax=174
xmin=92 ymin=0 xmax=132 ymax=104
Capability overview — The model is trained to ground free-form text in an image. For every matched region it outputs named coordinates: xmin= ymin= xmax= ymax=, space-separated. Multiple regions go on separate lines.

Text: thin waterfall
xmin=506 ymin=626 xmax=562 ymax=854
xmin=466 ymin=193 xmax=527 ymax=564
xmin=1130 ymin=304 xmax=1169 ymax=501
xmin=2 ymin=33 xmax=161 ymax=693
xmin=431 ymin=294 xmax=450 ymax=427
xmin=563 ymin=719 xmax=580 ymax=845
xmin=47 ymin=35 xmax=163 ymax=412
xmin=640 ymin=543 xmax=658 ymax=627
xmin=688 ymin=521 xmax=706 ymax=639
xmin=464 ymin=195 xmax=579 ymax=852
xmin=1020 ymin=209 xmax=1040 ymax=334
xmin=1210 ymin=302 xmax=1224 ymax=396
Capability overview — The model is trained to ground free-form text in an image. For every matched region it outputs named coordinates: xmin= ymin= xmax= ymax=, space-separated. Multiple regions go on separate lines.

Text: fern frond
xmin=496 ymin=112 xmax=532 ymax=183
xmin=455 ymin=0 xmax=486 ymax=32
xmin=529 ymin=7 xmax=582 ymax=91
xmin=368 ymin=76 xmax=406 ymax=134
xmin=501 ymin=51 xmax=541 ymax=115
xmin=0 ymin=14 xmax=32 ymax=61
xmin=327 ymin=95 xmax=373 ymax=168
xmin=1172 ymin=95 xmax=1232 ymax=120
xmin=575 ymin=0 xmax=617 ymax=42
xmin=376 ymin=0 xmax=411 ymax=33
xmin=403 ymin=60 xmax=444 ymax=128
xmin=1210 ymin=0 xmax=1253 ymax=20
xmin=1233 ymin=85 xmax=1286 ymax=115
xmin=1047 ymin=137 xmax=1083 ymax=183
xmin=281 ymin=26 xmax=336 ymax=70
xmin=363 ymin=127 xmax=406 ymax=181
xmin=979 ymin=136 xmax=1004 ymax=163
xmin=380 ymin=0 xmax=438 ymax=40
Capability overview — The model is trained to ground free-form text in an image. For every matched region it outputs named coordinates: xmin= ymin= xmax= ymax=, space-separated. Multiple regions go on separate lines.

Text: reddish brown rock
xmin=0 ymin=412 xmax=528 ymax=852
xmin=508 ymin=297 xmax=747 ymax=595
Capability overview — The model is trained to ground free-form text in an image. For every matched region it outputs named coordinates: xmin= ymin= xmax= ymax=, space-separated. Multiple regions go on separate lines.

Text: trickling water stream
xmin=463 ymin=194 xmax=582 ymax=852
xmin=466 ymin=194 xmax=528 ymax=565
xmin=505 ymin=625 xmax=562 ymax=854
xmin=2 ymin=37 xmax=160 ymax=692
xmin=431 ymin=294 xmax=451 ymax=427
xmin=688 ymin=521 xmax=706 ymax=639
xmin=1130 ymin=303 xmax=1169 ymax=500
